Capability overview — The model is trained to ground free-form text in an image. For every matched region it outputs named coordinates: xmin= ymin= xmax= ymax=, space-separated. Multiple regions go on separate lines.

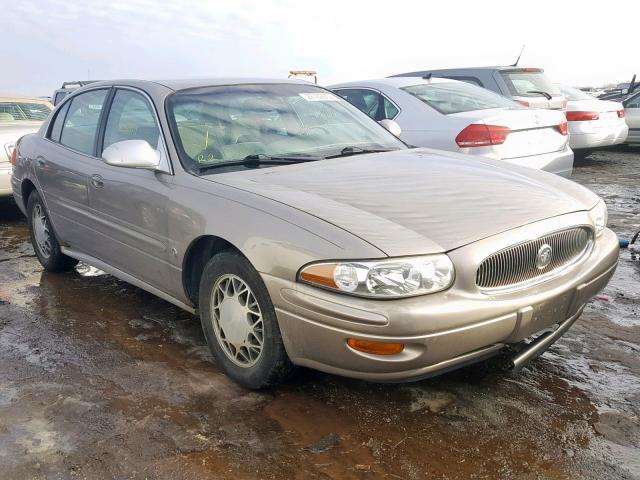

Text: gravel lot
xmin=1 ymin=148 xmax=639 ymax=479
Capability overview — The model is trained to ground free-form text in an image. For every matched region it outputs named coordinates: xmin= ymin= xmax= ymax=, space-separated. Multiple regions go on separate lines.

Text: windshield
xmin=0 ymin=102 xmax=51 ymax=122
xmin=401 ymin=82 xmax=520 ymax=114
xmin=167 ymin=83 xmax=406 ymax=171
xmin=557 ymin=84 xmax=593 ymax=101
xmin=500 ymin=71 xmax=561 ymax=98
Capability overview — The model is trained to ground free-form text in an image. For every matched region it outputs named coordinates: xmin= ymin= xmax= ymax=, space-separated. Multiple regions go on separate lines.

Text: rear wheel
xmin=199 ymin=251 xmax=293 ymax=389
xmin=27 ymin=190 xmax=78 ymax=272
xmin=573 ymin=149 xmax=593 ymax=163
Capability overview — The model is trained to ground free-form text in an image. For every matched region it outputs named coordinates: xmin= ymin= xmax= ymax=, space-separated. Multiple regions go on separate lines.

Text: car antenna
xmin=512 ymin=45 xmax=526 ymax=67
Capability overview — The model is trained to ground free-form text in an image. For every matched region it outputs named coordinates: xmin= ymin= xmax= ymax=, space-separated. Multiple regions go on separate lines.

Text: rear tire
xmin=26 ymin=190 xmax=78 ymax=272
xmin=198 ymin=251 xmax=293 ymax=389
xmin=573 ymin=150 xmax=593 ymax=163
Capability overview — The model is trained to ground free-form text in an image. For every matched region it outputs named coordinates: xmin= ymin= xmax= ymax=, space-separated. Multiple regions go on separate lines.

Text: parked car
xmin=0 ymin=96 xmax=52 ymax=197
xmin=330 ymin=77 xmax=573 ymax=177
xmin=556 ymin=84 xmax=628 ymax=158
xmin=52 ymin=81 xmax=97 ymax=105
xmin=623 ymin=90 xmax=640 ymax=144
xmin=597 ymin=75 xmax=638 ymax=102
xmin=392 ymin=67 xmax=566 ymax=110
xmin=12 ymin=79 xmax=618 ymax=389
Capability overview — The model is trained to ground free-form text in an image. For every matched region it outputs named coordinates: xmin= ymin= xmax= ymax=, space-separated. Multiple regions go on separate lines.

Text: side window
xmin=59 ymin=89 xmax=109 ymax=155
xmin=334 ymin=89 xmax=398 ymax=121
xmin=382 ymin=97 xmax=399 ymax=119
xmin=625 ymin=94 xmax=640 ymax=109
xmin=48 ymin=102 xmax=70 ymax=142
xmin=334 ymin=89 xmax=381 ymax=120
xmin=103 ymin=89 xmax=161 ymax=152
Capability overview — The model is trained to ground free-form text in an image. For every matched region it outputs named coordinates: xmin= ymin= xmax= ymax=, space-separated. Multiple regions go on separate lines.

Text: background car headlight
xmin=298 ymin=255 xmax=455 ymax=298
xmin=589 ymin=199 xmax=608 ymax=237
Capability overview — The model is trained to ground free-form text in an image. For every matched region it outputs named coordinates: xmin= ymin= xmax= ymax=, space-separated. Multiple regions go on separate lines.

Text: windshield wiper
xmin=197 ymin=153 xmax=323 ymax=173
xmin=326 ymin=146 xmax=394 ymax=159
xmin=526 ymin=90 xmax=553 ymax=100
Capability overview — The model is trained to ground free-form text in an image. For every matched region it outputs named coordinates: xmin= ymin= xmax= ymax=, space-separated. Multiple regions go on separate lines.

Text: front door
xmin=86 ymin=88 xmax=178 ymax=293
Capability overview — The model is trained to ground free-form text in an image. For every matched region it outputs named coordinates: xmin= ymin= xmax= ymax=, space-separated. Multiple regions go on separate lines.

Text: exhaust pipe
xmin=510 ymin=307 xmax=584 ymax=372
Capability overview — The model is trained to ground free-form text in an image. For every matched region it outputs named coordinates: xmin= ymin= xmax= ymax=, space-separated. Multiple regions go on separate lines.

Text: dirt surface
xmin=1 ymin=148 xmax=639 ymax=480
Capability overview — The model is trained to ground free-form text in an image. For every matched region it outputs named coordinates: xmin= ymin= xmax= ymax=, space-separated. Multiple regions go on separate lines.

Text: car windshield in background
xmin=0 ymin=102 xmax=51 ymax=122
xmin=167 ymin=83 xmax=406 ymax=171
xmin=557 ymin=85 xmax=594 ymax=101
xmin=401 ymin=82 xmax=520 ymax=114
xmin=500 ymin=71 xmax=561 ymax=98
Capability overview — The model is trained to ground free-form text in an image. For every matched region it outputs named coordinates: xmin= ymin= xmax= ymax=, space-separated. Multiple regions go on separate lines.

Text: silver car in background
xmin=392 ymin=67 xmax=567 ymax=110
xmin=0 ymin=96 xmax=52 ymax=197
xmin=330 ymin=77 xmax=573 ymax=176
xmin=623 ymin=91 xmax=640 ymax=144
xmin=11 ymin=79 xmax=619 ymax=389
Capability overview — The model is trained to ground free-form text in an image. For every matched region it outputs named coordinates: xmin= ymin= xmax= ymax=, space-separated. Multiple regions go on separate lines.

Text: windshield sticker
xmin=298 ymin=92 xmax=339 ymax=102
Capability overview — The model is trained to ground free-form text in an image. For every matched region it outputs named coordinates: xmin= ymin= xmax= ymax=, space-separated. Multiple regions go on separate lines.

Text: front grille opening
xmin=476 ymin=226 xmax=593 ymax=291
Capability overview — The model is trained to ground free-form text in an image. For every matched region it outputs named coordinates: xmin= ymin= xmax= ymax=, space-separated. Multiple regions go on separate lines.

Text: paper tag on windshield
xmin=299 ymin=92 xmax=339 ymax=102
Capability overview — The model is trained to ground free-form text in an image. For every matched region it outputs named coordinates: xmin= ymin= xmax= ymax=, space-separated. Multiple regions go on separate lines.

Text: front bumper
xmin=502 ymin=145 xmax=574 ymax=178
xmin=569 ymin=123 xmax=629 ymax=150
xmin=264 ymin=215 xmax=619 ymax=382
xmin=0 ymin=165 xmax=12 ymax=197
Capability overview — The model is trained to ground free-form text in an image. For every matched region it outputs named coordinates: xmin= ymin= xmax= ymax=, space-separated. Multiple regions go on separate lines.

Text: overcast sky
xmin=2 ymin=0 xmax=637 ymax=97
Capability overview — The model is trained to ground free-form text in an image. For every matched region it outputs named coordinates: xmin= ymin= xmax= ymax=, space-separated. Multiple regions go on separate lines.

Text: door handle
xmin=90 ymin=174 xmax=104 ymax=188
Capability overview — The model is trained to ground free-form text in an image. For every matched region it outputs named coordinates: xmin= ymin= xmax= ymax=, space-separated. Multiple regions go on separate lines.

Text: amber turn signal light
xmin=347 ymin=338 xmax=404 ymax=356
xmin=299 ymin=263 xmax=337 ymax=289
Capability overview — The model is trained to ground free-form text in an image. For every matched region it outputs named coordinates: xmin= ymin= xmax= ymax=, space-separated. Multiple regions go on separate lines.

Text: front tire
xmin=198 ymin=251 xmax=293 ymax=389
xmin=26 ymin=190 xmax=78 ymax=272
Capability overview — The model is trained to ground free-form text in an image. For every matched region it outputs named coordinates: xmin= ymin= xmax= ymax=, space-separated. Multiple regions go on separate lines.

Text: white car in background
xmin=1 ymin=96 xmax=52 ymax=197
xmin=330 ymin=77 xmax=573 ymax=177
xmin=557 ymin=85 xmax=628 ymax=158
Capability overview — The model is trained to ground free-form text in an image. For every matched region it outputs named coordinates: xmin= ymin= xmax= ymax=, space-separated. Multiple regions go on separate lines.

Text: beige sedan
xmin=11 ymin=79 xmax=619 ymax=389
xmin=0 ymin=96 xmax=52 ymax=196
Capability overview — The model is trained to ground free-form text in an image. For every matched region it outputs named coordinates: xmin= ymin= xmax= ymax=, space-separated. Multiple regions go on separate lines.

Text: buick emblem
xmin=536 ymin=244 xmax=553 ymax=269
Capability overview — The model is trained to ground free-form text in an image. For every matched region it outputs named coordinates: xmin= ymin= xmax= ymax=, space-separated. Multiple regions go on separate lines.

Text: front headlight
xmin=589 ymin=199 xmax=608 ymax=237
xmin=298 ymin=255 xmax=455 ymax=298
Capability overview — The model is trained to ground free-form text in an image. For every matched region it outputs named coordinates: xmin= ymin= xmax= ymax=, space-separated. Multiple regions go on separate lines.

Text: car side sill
xmin=60 ymin=247 xmax=196 ymax=314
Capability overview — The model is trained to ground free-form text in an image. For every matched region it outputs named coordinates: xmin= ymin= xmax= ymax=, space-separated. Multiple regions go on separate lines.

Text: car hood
xmin=205 ymin=148 xmax=598 ymax=256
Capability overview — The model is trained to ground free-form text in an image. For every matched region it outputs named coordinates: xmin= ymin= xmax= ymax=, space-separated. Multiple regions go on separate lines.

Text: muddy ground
xmin=1 ymin=148 xmax=639 ymax=480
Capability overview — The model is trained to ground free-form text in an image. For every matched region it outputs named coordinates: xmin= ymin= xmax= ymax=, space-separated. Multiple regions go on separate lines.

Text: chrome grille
xmin=476 ymin=227 xmax=593 ymax=291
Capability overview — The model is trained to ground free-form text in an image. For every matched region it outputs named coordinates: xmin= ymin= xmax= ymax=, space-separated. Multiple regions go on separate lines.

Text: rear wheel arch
xmin=182 ymin=235 xmax=242 ymax=307
xmin=21 ymin=179 xmax=37 ymax=205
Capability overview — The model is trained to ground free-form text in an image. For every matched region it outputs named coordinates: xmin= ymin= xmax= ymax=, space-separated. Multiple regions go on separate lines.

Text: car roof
xmin=329 ymin=76 xmax=460 ymax=89
xmin=392 ymin=66 xmax=544 ymax=75
xmin=80 ymin=77 xmax=314 ymax=92
xmin=0 ymin=95 xmax=52 ymax=105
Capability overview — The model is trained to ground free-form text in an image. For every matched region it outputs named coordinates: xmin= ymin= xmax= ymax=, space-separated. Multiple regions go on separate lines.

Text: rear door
xmin=86 ymin=87 xmax=176 ymax=289
xmin=34 ymin=88 xmax=110 ymax=249
xmin=623 ymin=93 xmax=640 ymax=142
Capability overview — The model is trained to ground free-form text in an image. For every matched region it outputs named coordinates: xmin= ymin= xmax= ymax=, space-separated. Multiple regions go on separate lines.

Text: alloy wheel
xmin=211 ymin=274 xmax=264 ymax=368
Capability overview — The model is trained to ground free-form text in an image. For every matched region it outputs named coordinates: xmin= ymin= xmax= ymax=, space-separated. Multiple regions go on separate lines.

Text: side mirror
xmin=378 ymin=119 xmax=402 ymax=137
xmin=102 ymin=140 xmax=160 ymax=169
